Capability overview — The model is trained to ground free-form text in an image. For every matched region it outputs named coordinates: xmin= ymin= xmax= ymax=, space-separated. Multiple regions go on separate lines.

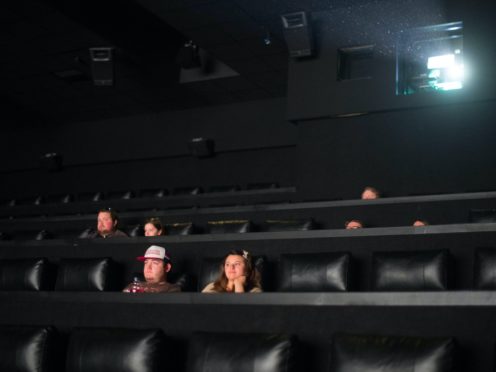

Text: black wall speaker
xmin=281 ymin=11 xmax=313 ymax=58
xmin=89 ymin=47 xmax=114 ymax=86
xmin=188 ymin=138 xmax=215 ymax=158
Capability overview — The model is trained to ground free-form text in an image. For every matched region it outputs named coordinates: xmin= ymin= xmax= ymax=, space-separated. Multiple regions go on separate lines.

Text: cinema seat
xmin=278 ymin=252 xmax=351 ymax=292
xmin=55 ymin=257 xmax=120 ymax=291
xmin=0 ymin=258 xmax=54 ymax=291
xmin=35 ymin=229 xmax=54 ymax=240
xmin=198 ymin=255 xmax=266 ymax=291
xmin=186 ymin=332 xmax=297 ymax=372
xmin=372 ymin=249 xmax=449 ymax=291
xmin=474 ymin=247 xmax=496 ymax=289
xmin=172 ymin=186 xmax=203 ymax=195
xmin=207 ymin=220 xmax=254 ymax=234
xmin=66 ymin=328 xmax=168 ymax=372
xmin=0 ymin=325 xmax=59 ymax=372
xmin=330 ymin=333 xmax=455 ymax=372
xmin=165 ymin=222 xmax=196 ymax=235
xmin=265 ymin=218 xmax=316 ymax=232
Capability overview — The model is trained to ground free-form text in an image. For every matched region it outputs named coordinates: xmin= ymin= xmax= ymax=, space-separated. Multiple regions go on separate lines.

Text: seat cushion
xmin=0 ymin=325 xmax=58 ymax=372
xmin=186 ymin=332 xmax=296 ymax=372
xmin=474 ymin=247 xmax=496 ymax=289
xmin=372 ymin=249 xmax=449 ymax=291
xmin=330 ymin=333 xmax=455 ymax=372
xmin=67 ymin=328 xmax=167 ymax=372
xmin=278 ymin=252 xmax=351 ymax=292
xmin=55 ymin=257 xmax=119 ymax=291
xmin=0 ymin=258 xmax=53 ymax=291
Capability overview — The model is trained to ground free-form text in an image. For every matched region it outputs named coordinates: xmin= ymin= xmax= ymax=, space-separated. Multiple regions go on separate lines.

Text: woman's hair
xmin=144 ymin=217 xmax=166 ymax=235
xmin=212 ymin=249 xmax=261 ymax=292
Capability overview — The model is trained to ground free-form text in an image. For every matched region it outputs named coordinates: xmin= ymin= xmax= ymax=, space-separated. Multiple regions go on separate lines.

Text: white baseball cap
xmin=137 ymin=245 xmax=171 ymax=262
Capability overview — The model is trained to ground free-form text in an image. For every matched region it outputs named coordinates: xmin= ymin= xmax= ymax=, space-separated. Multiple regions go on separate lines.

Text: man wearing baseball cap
xmin=123 ymin=245 xmax=181 ymax=293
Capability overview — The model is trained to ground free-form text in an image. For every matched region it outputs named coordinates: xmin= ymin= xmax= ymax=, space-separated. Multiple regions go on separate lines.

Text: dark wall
xmin=0 ymin=98 xmax=297 ymax=198
xmin=296 ymin=100 xmax=496 ymax=200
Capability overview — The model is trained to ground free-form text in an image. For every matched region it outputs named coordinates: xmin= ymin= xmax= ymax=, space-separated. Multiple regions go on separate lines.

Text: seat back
xmin=265 ymin=219 xmax=316 ymax=232
xmin=66 ymin=328 xmax=168 ymax=372
xmin=278 ymin=252 xmax=351 ymax=292
xmin=207 ymin=220 xmax=254 ymax=234
xmin=198 ymin=256 xmax=266 ymax=292
xmin=0 ymin=325 xmax=58 ymax=372
xmin=330 ymin=333 xmax=455 ymax=372
xmin=0 ymin=258 xmax=54 ymax=291
xmin=186 ymin=332 xmax=296 ymax=372
xmin=372 ymin=249 xmax=449 ymax=291
xmin=55 ymin=257 xmax=120 ymax=291
xmin=474 ymin=247 xmax=496 ymax=289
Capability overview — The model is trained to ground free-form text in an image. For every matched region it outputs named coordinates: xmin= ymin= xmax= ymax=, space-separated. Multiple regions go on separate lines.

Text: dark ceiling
xmin=0 ymin=0 xmax=365 ymax=125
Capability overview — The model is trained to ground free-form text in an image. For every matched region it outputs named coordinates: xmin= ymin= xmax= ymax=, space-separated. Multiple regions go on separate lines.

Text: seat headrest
xmin=67 ymin=328 xmax=167 ymax=372
xmin=207 ymin=220 xmax=253 ymax=234
xmin=55 ymin=257 xmax=120 ymax=291
xmin=278 ymin=252 xmax=351 ymax=292
xmin=265 ymin=219 xmax=316 ymax=232
xmin=372 ymin=249 xmax=449 ymax=291
xmin=186 ymin=332 xmax=296 ymax=372
xmin=474 ymin=247 xmax=496 ymax=289
xmin=0 ymin=258 xmax=53 ymax=291
xmin=0 ymin=326 xmax=58 ymax=372
xmin=330 ymin=333 xmax=455 ymax=372
xmin=165 ymin=222 xmax=195 ymax=236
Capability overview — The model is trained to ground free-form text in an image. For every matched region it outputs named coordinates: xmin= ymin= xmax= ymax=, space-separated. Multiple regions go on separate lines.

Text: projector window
xmin=396 ymin=21 xmax=463 ymax=95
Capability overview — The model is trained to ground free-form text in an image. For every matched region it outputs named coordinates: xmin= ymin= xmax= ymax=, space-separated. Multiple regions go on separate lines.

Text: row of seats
xmin=0 ymin=325 xmax=455 ymax=372
xmin=0 ymin=218 xmax=316 ymax=241
xmin=3 ymin=248 xmax=496 ymax=292
xmin=1 ymin=183 xmax=282 ymax=207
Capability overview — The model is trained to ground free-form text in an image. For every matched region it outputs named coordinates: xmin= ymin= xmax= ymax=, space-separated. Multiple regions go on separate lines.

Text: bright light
xmin=436 ymin=81 xmax=463 ymax=91
xmin=427 ymin=54 xmax=455 ymax=69
xmin=447 ymin=64 xmax=464 ymax=80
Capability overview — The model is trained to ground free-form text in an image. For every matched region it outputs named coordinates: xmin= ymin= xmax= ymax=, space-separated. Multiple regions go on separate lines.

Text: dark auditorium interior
xmin=2 ymin=0 xmax=496 ymax=371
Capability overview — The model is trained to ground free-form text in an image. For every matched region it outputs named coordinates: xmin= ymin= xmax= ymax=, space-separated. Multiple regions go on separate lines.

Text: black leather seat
xmin=265 ymin=218 xmax=316 ymax=232
xmin=0 ymin=258 xmax=54 ymax=291
xmin=207 ymin=220 xmax=254 ymax=234
xmin=55 ymin=257 xmax=120 ymax=291
xmin=172 ymin=186 xmax=203 ymax=195
xmin=278 ymin=252 xmax=351 ymax=292
xmin=67 ymin=328 xmax=168 ymax=372
xmin=372 ymin=249 xmax=449 ymax=291
xmin=330 ymin=333 xmax=455 ymax=372
xmin=35 ymin=229 xmax=54 ymax=240
xmin=474 ymin=247 xmax=496 ymax=289
xmin=199 ymin=256 xmax=266 ymax=291
xmin=186 ymin=332 xmax=297 ymax=372
xmin=127 ymin=224 xmax=143 ymax=237
xmin=165 ymin=222 xmax=196 ymax=235
xmin=0 ymin=325 xmax=58 ymax=372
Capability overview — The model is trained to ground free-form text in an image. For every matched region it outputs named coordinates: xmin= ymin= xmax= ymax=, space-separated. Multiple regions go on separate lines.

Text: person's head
xmin=144 ymin=217 xmax=165 ymax=237
xmin=214 ymin=249 xmax=260 ymax=291
xmin=97 ymin=208 xmax=119 ymax=236
xmin=413 ymin=219 xmax=429 ymax=227
xmin=345 ymin=219 xmax=363 ymax=230
xmin=137 ymin=245 xmax=172 ymax=284
xmin=361 ymin=186 xmax=380 ymax=200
